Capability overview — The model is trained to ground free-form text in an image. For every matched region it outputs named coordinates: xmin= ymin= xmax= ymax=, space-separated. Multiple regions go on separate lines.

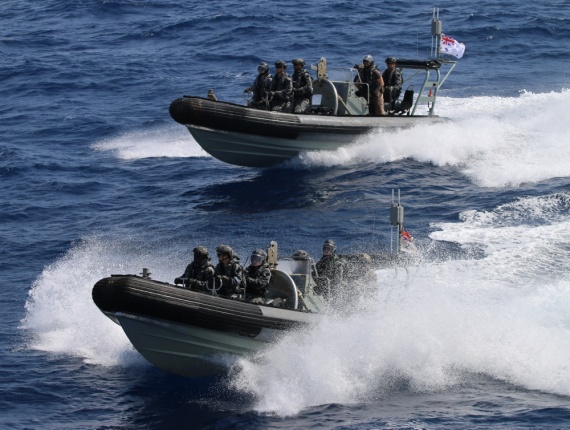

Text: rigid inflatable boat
xmin=169 ymin=12 xmax=458 ymax=167
xmin=92 ymin=191 xmax=414 ymax=377
xmin=92 ymin=256 xmax=322 ymax=377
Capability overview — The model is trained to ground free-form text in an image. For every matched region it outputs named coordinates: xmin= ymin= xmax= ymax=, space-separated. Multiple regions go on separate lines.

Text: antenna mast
xmin=431 ymin=7 xmax=443 ymax=60
xmin=390 ymin=189 xmax=405 ymax=254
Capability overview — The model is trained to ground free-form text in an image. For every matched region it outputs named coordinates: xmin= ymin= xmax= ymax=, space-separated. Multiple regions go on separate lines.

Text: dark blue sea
xmin=3 ymin=0 xmax=570 ymax=428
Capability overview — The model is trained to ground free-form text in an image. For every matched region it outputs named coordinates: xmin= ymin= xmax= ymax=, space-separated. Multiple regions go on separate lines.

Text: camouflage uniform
xmin=382 ymin=67 xmax=403 ymax=105
xmin=174 ymin=246 xmax=215 ymax=292
xmin=291 ymin=64 xmax=313 ymax=114
xmin=247 ymin=72 xmax=272 ymax=109
xmin=244 ymin=262 xmax=271 ymax=303
xmin=213 ymin=245 xmax=244 ymax=297
xmin=313 ymin=240 xmax=344 ymax=299
xmin=269 ymin=63 xmax=293 ymax=112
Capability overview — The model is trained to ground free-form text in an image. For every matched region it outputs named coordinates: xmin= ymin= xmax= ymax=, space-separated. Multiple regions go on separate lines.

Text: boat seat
xmin=392 ymin=86 xmax=414 ymax=115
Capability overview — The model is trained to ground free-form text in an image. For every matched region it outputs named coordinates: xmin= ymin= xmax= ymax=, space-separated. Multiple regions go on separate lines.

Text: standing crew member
xmin=354 ymin=54 xmax=386 ymax=116
xmin=315 ymin=239 xmax=345 ymax=298
xmin=382 ymin=57 xmax=403 ymax=109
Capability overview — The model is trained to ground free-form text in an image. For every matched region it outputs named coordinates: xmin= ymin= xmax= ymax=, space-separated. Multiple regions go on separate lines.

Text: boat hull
xmin=113 ymin=312 xmax=269 ymax=377
xmin=170 ymin=97 xmax=443 ymax=167
xmin=92 ymin=275 xmax=318 ymax=376
xmin=186 ymin=124 xmax=360 ymax=167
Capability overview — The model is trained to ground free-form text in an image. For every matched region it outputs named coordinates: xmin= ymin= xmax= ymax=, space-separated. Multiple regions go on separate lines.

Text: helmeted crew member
xmin=213 ymin=244 xmax=245 ymax=297
xmin=354 ymin=54 xmax=386 ymax=116
xmin=174 ymin=246 xmax=215 ymax=291
xmin=244 ymin=61 xmax=273 ymax=109
xmin=291 ymin=58 xmax=313 ymax=114
xmin=315 ymin=239 xmax=344 ymax=297
xmin=244 ymin=249 xmax=271 ymax=304
xmin=269 ymin=60 xmax=293 ymax=112
xmin=382 ymin=57 xmax=403 ymax=108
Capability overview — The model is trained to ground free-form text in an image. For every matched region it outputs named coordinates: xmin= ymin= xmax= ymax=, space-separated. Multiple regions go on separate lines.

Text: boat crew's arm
xmin=191 ymin=265 xmax=215 ymax=290
xmin=174 ymin=263 xmax=192 ymax=285
xmin=272 ymin=76 xmax=293 ymax=100
xmin=294 ymin=71 xmax=313 ymax=97
xmin=245 ymin=266 xmax=272 ymax=294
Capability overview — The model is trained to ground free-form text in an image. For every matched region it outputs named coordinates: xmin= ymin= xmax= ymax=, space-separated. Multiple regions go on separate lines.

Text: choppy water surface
xmin=3 ymin=0 xmax=570 ymax=428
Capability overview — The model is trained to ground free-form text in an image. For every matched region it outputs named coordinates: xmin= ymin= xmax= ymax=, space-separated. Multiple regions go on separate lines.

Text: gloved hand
xmin=354 ymin=63 xmax=363 ymax=69
xmin=187 ymin=278 xmax=196 ymax=287
xmin=244 ymin=88 xmax=251 ymax=93
xmin=221 ymin=275 xmax=230 ymax=286
xmin=385 ymin=86 xmax=392 ymax=92
xmin=270 ymin=91 xmax=276 ymax=97
xmin=245 ymin=276 xmax=255 ymax=286
xmin=174 ymin=277 xmax=182 ymax=285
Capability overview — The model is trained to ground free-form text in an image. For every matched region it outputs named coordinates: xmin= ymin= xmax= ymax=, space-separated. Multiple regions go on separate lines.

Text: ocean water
xmin=2 ymin=0 xmax=570 ymax=428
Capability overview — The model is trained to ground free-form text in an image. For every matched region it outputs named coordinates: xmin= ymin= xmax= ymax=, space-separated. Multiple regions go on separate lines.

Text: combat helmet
xmin=362 ymin=54 xmax=374 ymax=66
xmin=291 ymin=58 xmax=305 ymax=66
xmin=385 ymin=57 xmax=397 ymax=64
xmin=323 ymin=239 xmax=337 ymax=255
xmin=216 ymin=244 xmax=233 ymax=258
xmin=250 ymin=248 xmax=267 ymax=265
xmin=275 ymin=60 xmax=287 ymax=68
xmin=193 ymin=246 xmax=209 ymax=260
xmin=257 ymin=62 xmax=269 ymax=73
xmin=292 ymin=250 xmax=310 ymax=261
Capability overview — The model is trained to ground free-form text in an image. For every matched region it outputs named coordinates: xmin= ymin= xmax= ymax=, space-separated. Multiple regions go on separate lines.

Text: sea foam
xmin=298 ymin=89 xmax=570 ymax=188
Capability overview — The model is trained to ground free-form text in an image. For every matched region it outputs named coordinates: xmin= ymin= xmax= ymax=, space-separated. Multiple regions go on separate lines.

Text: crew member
xmin=244 ymin=61 xmax=273 ymax=109
xmin=174 ymin=246 xmax=215 ymax=291
xmin=213 ymin=244 xmax=245 ymax=297
xmin=243 ymin=249 xmax=271 ymax=303
xmin=269 ymin=60 xmax=293 ymax=112
xmin=382 ymin=57 xmax=403 ymax=109
xmin=291 ymin=58 xmax=313 ymax=113
xmin=315 ymin=239 xmax=344 ymax=298
xmin=354 ymin=54 xmax=386 ymax=116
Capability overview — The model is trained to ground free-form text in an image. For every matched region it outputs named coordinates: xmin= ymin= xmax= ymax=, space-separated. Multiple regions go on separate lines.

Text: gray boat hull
xmin=92 ymin=275 xmax=320 ymax=377
xmin=114 ymin=312 xmax=275 ymax=377
xmin=170 ymin=97 xmax=443 ymax=167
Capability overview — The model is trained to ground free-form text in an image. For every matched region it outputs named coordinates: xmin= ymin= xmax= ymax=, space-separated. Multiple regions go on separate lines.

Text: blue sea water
xmin=2 ymin=0 xmax=570 ymax=428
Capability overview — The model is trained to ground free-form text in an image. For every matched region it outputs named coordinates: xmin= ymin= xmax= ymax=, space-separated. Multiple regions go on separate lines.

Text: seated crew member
xmin=213 ymin=244 xmax=245 ymax=298
xmin=244 ymin=61 xmax=272 ymax=109
xmin=243 ymin=249 xmax=272 ymax=304
xmin=174 ymin=246 xmax=215 ymax=291
xmin=291 ymin=58 xmax=313 ymax=114
xmin=269 ymin=60 xmax=293 ymax=112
